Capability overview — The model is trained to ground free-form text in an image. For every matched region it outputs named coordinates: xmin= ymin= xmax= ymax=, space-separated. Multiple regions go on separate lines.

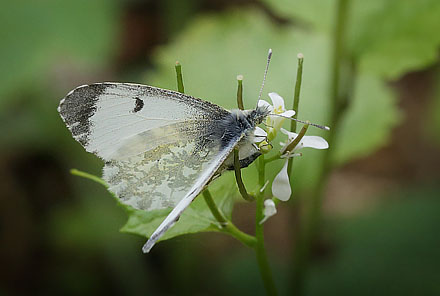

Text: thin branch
xmin=175 ymin=61 xmax=185 ymax=93
xmin=236 ymin=75 xmax=244 ymax=110
xmin=234 ymin=149 xmax=254 ymax=201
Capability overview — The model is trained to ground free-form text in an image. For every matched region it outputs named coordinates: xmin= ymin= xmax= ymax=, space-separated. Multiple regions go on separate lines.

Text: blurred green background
xmin=1 ymin=0 xmax=439 ymax=295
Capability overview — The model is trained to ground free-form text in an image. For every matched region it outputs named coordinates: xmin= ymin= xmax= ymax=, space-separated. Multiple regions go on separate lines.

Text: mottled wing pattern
xmin=102 ymin=131 xmax=224 ymax=211
xmin=143 ymin=134 xmax=243 ymax=253
xmin=58 ymin=83 xmax=230 ymax=211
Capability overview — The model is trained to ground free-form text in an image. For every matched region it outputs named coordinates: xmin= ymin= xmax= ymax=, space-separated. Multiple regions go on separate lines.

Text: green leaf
xmin=262 ymin=0 xmax=440 ymax=79
xmin=332 ymin=73 xmax=402 ymax=164
xmin=120 ymin=175 xmax=237 ymax=242
xmin=260 ymin=0 xmax=336 ymax=31
xmin=349 ymin=0 xmax=440 ymax=79
xmin=72 ymin=169 xmax=237 ymax=243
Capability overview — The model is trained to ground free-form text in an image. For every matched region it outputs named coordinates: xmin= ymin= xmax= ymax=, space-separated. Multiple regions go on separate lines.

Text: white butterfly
xmin=58 ymin=82 xmax=270 ymax=252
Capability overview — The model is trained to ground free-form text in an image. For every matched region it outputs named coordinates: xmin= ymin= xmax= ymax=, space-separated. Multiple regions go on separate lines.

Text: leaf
xmin=72 ymin=169 xmax=237 ymax=243
xmin=332 ymin=73 xmax=402 ymax=164
xmin=349 ymin=0 xmax=440 ymax=79
xmin=262 ymin=0 xmax=440 ymax=79
xmin=120 ymin=175 xmax=237 ymax=242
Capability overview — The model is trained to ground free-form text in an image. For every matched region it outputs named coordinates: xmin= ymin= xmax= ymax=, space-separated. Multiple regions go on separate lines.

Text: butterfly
xmin=58 ymin=82 xmax=271 ymax=252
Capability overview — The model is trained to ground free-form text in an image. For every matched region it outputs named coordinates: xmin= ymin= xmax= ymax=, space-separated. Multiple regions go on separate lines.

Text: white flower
xmin=272 ymin=160 xmax=291 ymax=201
xmin=253 ymin=126 xmax=267 ymax=143
xmin=258 ymin=93 xmax=295 ymax=132
xmin=279 ymin=128 xmax=329 ymax=155
xmin=272 ymin=128 xmax=329 ymax=201
xmin=260 ymin=199 xmax=277 ymax=224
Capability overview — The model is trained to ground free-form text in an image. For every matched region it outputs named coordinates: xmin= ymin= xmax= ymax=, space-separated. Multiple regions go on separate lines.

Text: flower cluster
xmin=258 ymin=92 xmax=296 ymax=141
xmin=254 ymin=93 xmax=329 ymax=224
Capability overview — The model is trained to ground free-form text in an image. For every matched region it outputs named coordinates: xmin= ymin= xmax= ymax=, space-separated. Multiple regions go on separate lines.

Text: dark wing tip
xmin=58 ymin=83 xmax=107 ymax=146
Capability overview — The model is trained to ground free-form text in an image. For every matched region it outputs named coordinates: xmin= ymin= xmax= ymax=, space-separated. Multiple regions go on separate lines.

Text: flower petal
xmin=279 ymin=109 xmax=296 ymax=118
xmin=258 ymin=100 xmax=274 ymax=112
xmin=300 ymin=135 xmax=329 ymax=149
xmin=260 ymin=199 xmax=277 ymax=224
xmin=254 ymin=126 xmax=267 ymax=137
xmin=271 ymin=115 xmax=285 ymax=131
xmin=272 ymin=160 xmax=291 ymax=201
xmin=268 ymin=92 xmax=285 ymax=112
xmin=253 ymin=126 xmax=267 ymax=143
xmin=280 ymin=128 xmax=329 ymax=150
xmin=280 ymin=128 xmax=296 ymax=140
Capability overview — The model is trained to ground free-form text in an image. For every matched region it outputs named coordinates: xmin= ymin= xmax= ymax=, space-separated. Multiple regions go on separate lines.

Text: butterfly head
xmin=247 ymin=105 xmax=271 ymax=126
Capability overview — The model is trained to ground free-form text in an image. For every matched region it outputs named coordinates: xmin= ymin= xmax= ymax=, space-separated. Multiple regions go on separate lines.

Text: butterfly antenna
xmin=257 ymin=49 xmax=273 ymax=106
xmin=271 ymin=114 xmax=330 ymax=130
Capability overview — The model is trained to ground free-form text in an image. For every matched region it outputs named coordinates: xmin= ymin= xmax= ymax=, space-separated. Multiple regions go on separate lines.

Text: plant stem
xmin=202 ymin=190 xmax=228 ymax=225
xmin=70 ymin=169 xmax=107 ymax=187
xmin=236 ymin=75 xmax=244 ymax=110
xmin=202 ymin=190 xmax=256 ymax=248
xmin=219 ymin=222 xmax=257 ymax=249
xmin=290 ymin=0 xmax=352 ymax=293
xmin=175 ymin=61 xmax=185 ymax=93
xmin=284 ymin=124 xmax=309 ymax=154
xmin=287 ymin=54 xmax=304 ymax=187
xmin=264 ymin=152 xmax=281 ymax=164
xmin=255 ymin=155 xmax=278 ymax=296
xmin=233 ymin=149 xmax=254 ymax=201
xmin=290 ymin=54 xmax=304 ymax=133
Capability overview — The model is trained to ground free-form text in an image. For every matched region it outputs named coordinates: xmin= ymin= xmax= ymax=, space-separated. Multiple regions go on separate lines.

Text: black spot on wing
xmin=58 ymin=84 xmax=106 ymax=146
xmin=132 ymin=97 xmax=144 ymax=113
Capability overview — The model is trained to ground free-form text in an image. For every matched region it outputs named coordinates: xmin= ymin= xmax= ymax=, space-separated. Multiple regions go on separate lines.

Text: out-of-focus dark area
xmin=1 ymin=0 xmax=439 ymax=295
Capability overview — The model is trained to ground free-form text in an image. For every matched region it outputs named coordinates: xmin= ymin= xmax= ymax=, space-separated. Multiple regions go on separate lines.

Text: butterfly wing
xmin=58 ymin=83 xmax=229 ymax=161
xmin=59 ymin=83 xmax=234 ymax=211
xmin=59 ymin=82 xmax=250 ymax=252
xmin=142 ymin=133 xmax=243 ymax=253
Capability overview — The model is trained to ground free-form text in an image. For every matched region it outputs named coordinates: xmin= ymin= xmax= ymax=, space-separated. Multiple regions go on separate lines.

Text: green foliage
xmin=0 ymin=0 xmax=118 ymax=107
xmin=120 ymin=180 xmax=236 ymax=242
xmin=349 ymin=0 xmax=440 ymax=79
xmin=262 ymin=0 xmax=440 ymax=79
xmin=332 ymin=74 xmax=401 ymax=164
xmin=72 ymin=169 xmax=237 ymax=243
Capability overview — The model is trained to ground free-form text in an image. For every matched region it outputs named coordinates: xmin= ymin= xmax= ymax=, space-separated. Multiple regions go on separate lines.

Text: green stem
xmin=264 ymin=152 xmax=281 ymax=164
xmin=203 ymin=190 xmax=256 ymax=248
xmin=236 ymin=75 xmax=244 ymax=110
xmin=284 ymin=124 xmax=309 ymax=154
xmin=255 ymin=155 xmax=278 ymax=296
xmin=202 ymin=190 xmax=228 ymax=225
xmin=175 ymin=61 xmax=185 ymax=93
xmin=233 ymin=149 xmax=254 ymax=201
xmin=290 ymin=54 xmax=304 ymax=133
xmin=219 ymin=222 xmax=257 ymax=249
xmin=70 ymin=169 xmax=107 ymax=187
xmin=287 ymin=54 xmax=304 ymax=190
xmin=290 ymin=0 xmax=352 ymax=293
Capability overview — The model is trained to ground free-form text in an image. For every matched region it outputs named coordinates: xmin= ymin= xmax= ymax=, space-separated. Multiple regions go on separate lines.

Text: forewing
xmin=58 ymin=82 xmax=229 ymax=160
